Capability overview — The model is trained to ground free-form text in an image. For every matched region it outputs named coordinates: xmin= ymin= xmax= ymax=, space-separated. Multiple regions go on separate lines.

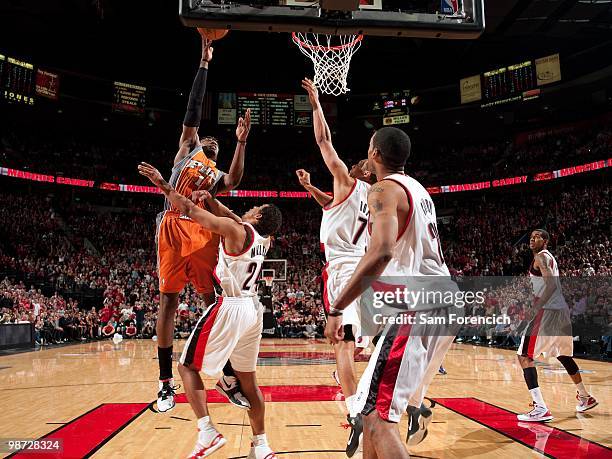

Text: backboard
xmin=262 ymin=259 xmax=287 ymax=282
xmin=180 ymin=0 xmax=485 ymax=39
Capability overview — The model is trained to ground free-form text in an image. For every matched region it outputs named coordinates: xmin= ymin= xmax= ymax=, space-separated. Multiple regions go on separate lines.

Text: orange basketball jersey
xmin=155 ymin=145 xmax=226 ymax=295
xmin=164 ymin=145 xmax=225 ymax=213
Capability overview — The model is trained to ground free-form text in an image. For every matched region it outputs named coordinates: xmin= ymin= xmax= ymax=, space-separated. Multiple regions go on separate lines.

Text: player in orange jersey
xmin=155 ymin=35 xmax=252 ymax=412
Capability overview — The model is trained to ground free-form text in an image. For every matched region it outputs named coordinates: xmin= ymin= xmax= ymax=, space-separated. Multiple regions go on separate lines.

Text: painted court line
xmin=433 ymin=397 xmax=611 ymax=459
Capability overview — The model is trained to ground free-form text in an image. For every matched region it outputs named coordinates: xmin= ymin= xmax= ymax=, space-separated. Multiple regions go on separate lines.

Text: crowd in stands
xmin=441 ymin=183 xmax=610 ymax=277
xmin=411 ymin=123 xmax=612 ymax=186
xmin=0 ymin=118 xmax=610 ymax=357
xmin=1 ymin=114 xmax=610 ymax=189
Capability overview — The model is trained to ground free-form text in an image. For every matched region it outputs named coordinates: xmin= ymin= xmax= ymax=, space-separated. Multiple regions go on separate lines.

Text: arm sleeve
xmin=183 ymin=67 xmax=208 ymax=127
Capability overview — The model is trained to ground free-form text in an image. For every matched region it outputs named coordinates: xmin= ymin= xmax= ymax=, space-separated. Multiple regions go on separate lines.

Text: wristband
xmin=237 ymin=140 xmax=247 ymax=144
xmin=328 ymin=307 xmax=343 ymax=317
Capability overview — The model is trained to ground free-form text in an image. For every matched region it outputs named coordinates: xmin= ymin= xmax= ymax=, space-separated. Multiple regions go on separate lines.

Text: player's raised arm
xmin=217 ymin=108 xmax=251 ymax=193
xmin=301 ymin=78 xmax=352 ymax=187
xmin=174 ymin=36 xmax=214 ymax=166
xmin=296 ymin=169 xmax=332 ymax=208
xmin=139 ymin=162 xmax=244 ymax=242
xmin=324 ymin=181 xmax=401 ymax=343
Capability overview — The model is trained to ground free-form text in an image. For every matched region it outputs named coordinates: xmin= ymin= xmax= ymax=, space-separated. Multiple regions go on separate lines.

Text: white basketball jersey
xmin=529 ymin=249 xmax=567 ymax=310
xmin=376 ymin=173 xmax=450 ymax=278
xmin=215 ymin=223 xmax=270 ymax=298
xmin=320 ymin=179 xmax=370 ymax=264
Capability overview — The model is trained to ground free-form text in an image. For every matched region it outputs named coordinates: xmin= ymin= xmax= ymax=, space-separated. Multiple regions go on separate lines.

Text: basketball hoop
xmin=263 ymin=275 xmax=274 ymax=288
xmin=292 ymin=32 xmax=363 ymax=96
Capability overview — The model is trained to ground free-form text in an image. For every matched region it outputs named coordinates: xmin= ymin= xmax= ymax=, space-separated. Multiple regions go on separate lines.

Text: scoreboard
xmin=371 ymin=90 xmax=410 ymax=125
xmin=237 ymin=93 xmax=295 ymax=126
xmin=382 ymin=90 xmax=410 ymax=125
xmin=0 ymin=54 xmax=35 ymax=105
xmin=220 ymin=93 xmax=313 ymax=127
xmin=483 ymin=61 xmax=536 ymax=100
xmin=479 ymin=60 xmax=540 ymax=107
xmin=112 ymin=81 xmax=146 ymax=114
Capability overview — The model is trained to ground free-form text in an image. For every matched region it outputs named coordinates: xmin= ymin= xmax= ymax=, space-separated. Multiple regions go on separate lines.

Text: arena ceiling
xmin=0 ymin=0 xmax=610 ymax=93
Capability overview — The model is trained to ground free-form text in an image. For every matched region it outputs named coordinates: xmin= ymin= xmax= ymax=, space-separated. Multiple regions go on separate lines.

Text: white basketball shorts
xmin=180 ymin=296 xmax=263 ymax=375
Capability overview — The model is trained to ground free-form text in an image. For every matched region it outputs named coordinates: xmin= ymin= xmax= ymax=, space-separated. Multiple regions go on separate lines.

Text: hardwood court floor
xmin=0 ymin=339 xmax=610 ymax=458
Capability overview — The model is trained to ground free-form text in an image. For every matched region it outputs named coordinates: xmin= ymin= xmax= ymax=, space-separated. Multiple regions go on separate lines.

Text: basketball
xmin=197 ymin=28 xmax=229 ymax=41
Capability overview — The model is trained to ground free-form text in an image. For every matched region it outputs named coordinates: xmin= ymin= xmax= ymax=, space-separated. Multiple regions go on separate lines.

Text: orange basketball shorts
xmin=156 ymin=211 xmax=220 ymax=294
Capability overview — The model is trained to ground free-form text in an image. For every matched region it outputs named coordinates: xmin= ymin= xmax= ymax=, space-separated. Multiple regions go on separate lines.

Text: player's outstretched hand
xmin=324 ymin=315 xmax=344 ymax=344
xmin=296 ymin=169 xmax=311 ymax=189
xmin=191 ymin=190 xmax=212 ymax=204
xmin=236 ymin=108 xmax=251 ymax=142
xmin=202 ymin=36 xmax=213 ymax=63
xmin=138 ymin=162 xmax=164 ymax=187
xmin=301 ymin=78 xmax=319 ymax=106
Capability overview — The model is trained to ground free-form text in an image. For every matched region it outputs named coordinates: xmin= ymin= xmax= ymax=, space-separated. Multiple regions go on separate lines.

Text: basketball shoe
xmin=406 ymin=403 xmax=433 ymax=446
xmin=517 ymin=403 xmax=553 ymax=422
xmin=157 ymin=378 xmax=180 ymax=413
xmin=246 ymin=443 xmax=277 ymax=459
xmin=575 ymin=392 xmax=598 ymax=412
xmin=188 ymin=424 xmax=226 ymax=458
xmin=215 ymin=375 xmax=251 ymax=410
xmin=346 ymin=413 xmax=363 ymax=457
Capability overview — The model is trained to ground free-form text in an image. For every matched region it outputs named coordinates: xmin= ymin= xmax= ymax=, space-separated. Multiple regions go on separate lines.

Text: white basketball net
xmin=292 ymin=33 xmax=363 ymax=96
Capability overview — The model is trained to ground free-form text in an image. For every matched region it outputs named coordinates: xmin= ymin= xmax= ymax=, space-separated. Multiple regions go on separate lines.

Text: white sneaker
xmin=517 ymin=403 xmax=553 ymax=422
xmin=246 ymin=443 xmax=277 ymax=459
xmin=157 ymin=378 xmax=179 ymax=413
xmin=576 ymin=392 xmax=598 ymax=412
xmin=215 ymin=375 xmax=251 ymax=410
xmin=187 ymin=427 xmax=226 ymax=458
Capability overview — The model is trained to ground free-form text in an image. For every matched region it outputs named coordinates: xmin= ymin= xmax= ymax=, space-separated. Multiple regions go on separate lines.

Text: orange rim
xmin=291 ymin=32 xmax=363 ymax=51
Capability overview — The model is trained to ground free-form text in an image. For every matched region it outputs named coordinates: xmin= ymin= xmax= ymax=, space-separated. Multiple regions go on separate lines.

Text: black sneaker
xmin=406 ymin=403 xmax=433 ymax=446
xmin=215 ymin=375 xmax=251 ymax=410
xmin=346 ymin=413 xmax=363 ymax=457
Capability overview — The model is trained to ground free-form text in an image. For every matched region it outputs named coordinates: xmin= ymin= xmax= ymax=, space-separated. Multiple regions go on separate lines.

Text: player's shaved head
xmin=371 ymin=127 xmax=411 ymax=170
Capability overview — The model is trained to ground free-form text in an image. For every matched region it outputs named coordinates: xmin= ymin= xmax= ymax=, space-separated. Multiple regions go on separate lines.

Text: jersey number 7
xmin=352 ymin=216 xmax=368 ymax=245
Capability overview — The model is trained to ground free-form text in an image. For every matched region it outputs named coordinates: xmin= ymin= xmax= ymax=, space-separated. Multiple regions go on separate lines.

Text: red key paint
xmin=176 ymin=385 xmax=345 ymax=404
xmin=434 ymin=397 xmax=611 ymax=459
xmin=10 ymin=403 xmax=148 ymax=459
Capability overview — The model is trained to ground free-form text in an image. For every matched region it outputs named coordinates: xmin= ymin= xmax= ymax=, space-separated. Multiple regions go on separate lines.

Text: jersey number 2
xmin=242 ymin=262 xmax=263 ymax=290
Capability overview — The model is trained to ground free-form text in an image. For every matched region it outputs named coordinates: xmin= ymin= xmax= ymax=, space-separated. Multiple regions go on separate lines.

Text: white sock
xmin=529 ymin=387 xmax=547 ymax=408
xmin=197 ymin=416 xmax=212 ymax=431
xmin=345 ymin=395 xmax=357 ymax=418
xmin=576 ymin=382 xmax=589 ymax=397
xmin=252 ymin=433 xmax=268 ymax=447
